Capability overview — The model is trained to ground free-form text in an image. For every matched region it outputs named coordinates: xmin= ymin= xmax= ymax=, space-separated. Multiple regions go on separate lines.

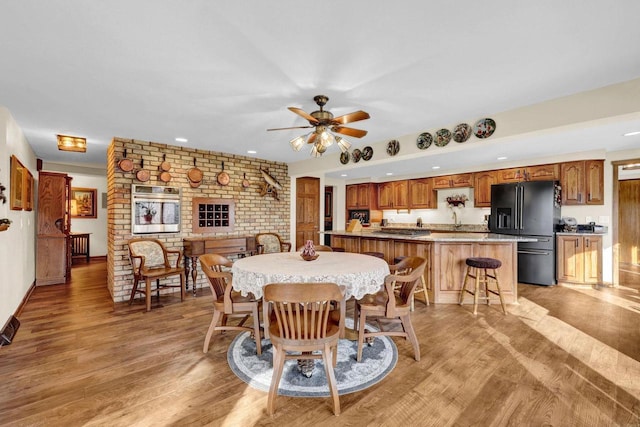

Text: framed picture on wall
xmin=24 ymin=170 xmax=34 ymax=211
xmin=71 ymin=187 xmax=97 ymax=218
xmin=10 ymin=155 xmax=25 ymax=210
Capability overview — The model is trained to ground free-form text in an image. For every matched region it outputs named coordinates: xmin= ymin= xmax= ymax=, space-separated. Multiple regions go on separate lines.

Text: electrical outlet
xmin=585 ymin=216 xmax=593 ymax=223
xmin=598 ymin=216 xmax=609 ymax=224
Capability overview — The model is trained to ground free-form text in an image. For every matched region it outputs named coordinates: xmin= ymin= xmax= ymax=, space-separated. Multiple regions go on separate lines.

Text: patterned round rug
xmin=227 ymin=323 xmax=398 ymax=397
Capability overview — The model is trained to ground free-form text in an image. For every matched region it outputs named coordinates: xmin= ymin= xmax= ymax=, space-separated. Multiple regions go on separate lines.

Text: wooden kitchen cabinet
xmin=409 ymin=178 xmax=435 ymax=209
xmin=473 ymin=171 xmax=497 ymax=207
xmin=377 ymin=180 xmax=408 ymax=209
xmin=560 ymin=160 xmax=604 ymax=205
xmin=556 ymin=234 xmax=602 ymax=284
xmin=346 ymin=183 xmax=377 ymax=209
xmin=432 ymin=173 xmax=474 ymax=189
xmin=497 ymin=164 xmax=559 ymax=183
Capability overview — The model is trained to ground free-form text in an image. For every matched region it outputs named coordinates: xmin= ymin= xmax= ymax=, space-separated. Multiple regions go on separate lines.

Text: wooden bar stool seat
xmin=459 ymin=257 xmax=507 ymax=315
xmin=392 ymin=256 xmax=429 ymax=309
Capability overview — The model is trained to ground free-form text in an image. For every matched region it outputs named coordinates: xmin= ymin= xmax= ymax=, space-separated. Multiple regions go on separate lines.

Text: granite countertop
xmin=556 ymin=231 xmax=608 ymax=236
xmin=325 ymin=230 xmax=537 ymax=243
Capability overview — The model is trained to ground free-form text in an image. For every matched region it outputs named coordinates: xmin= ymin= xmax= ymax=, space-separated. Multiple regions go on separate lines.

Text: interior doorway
xmin=612 ymin=158 xmax=640 ymax=286
xmin=295 ymin=177 xmax=320 ymax=250
xmin=324 ymin=186 xmax=333 ymax=246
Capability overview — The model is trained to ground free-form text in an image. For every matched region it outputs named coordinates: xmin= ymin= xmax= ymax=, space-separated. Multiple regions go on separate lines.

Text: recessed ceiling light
xmin=175 ymin=137 xmax=188 ymax=143
xmin=497 ymin=156 xmax=508 ymax=160
xmin=623 ymin=131 xmax=640 ymax=137
xmin=247 ymin=150 xmax=257 ymax=154
xmin=340 ymin=174 xmax=347 ymax=177
xmin=386 ymin=172 xmax=393 ymax=176
xmin=432 ymin=166 xmax=440 ymax=170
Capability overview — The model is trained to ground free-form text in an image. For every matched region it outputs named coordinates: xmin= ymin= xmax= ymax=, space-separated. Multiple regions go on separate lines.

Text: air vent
xmin=0 ymin=315 xmax=20 ymax=346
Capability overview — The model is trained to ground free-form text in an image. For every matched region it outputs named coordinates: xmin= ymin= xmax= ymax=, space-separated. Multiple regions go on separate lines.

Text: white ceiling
xmin=1 ymin=1 xmax=640 ymax=178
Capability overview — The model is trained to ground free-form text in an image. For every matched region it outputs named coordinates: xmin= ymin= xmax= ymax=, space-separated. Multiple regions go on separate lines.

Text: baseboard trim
xmin=15 ymin=280 xmax=35 ymax=317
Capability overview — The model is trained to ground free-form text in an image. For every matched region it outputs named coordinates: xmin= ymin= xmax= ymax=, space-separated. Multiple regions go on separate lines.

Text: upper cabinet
xmin=378 ymin=180 xmax=409 ymax=209
xmin=432 ymin=173 xmax=474 ymax=189
xmin=561 ymin=160 xmax=604 ymax=205
xmin=408 ymin=178 xmax=435 ymax=209
xmin=346 ymin=183 xmax=378 ymax=210
xmin=496 ymin=164 xmax=559 ymax=183
xmin=473 ymin=171 xmax=497 ymax=208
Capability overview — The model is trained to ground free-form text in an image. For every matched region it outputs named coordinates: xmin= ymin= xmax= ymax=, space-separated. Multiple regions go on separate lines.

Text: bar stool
xmin=393 ymin=256 xmax=429 ymax=310
xmin=459 ymin=257 xmax=507 ymax=315
xmin=361 ymin=251 xmax=384 ymax=259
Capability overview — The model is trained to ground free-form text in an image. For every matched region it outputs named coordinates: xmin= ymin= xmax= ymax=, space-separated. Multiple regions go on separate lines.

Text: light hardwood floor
xmin=1 ymin=261 xmax=639 ymax=426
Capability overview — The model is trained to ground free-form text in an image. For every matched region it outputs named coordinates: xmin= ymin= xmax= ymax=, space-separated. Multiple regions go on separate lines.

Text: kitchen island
xmin=326 ymin=230 xmax=536 ymax=304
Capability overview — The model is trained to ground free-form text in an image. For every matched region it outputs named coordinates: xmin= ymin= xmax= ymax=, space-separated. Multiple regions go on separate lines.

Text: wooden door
xmin=585 ymin=160 xmax=604 ymax=204
xmin=324 ymin=186 xmax=333 ymax=246
xmin=557 ymin=235 xmax=583 ymax=283
xmin=296 ymin=177 xmax=320 ymax=249
xmin=561 ymin=161 xmax=585 ymax=205
xmin=619 ymin=179 xmax=640 ymax=265
xmin=584 ymin=235 xmax=602 ymax=284
xmin=473 ymin=171 xmax=497 ymax=207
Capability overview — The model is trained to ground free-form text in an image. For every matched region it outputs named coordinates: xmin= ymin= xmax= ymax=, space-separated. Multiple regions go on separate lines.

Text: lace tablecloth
xmin=231 ymin=252 xmax=390 ymax=300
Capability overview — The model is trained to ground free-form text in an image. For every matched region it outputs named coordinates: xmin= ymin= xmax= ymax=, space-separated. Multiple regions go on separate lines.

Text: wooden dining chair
xmin=354 ymin=256 xmax=427 ymax=362
xmin=390 ymin=256 xmax=430 ymax=310
xmin=255 ymin=232 xmax=292 ymax=254
xmin=264 ymin=282 xmax=343 ymax=416
xmin=295 ymin=244 xmax=333 ymax=252
xmin=200 ymin=254 xmax=262 ymax=355
xmin=127 ymin=238 xmax=185 ymax=312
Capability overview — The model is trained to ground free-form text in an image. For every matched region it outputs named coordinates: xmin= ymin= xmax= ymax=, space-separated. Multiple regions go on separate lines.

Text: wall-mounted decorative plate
xmin=362 ymin=146 xmax=374 ymax=161
xmin=340 ymin=151 xmax=350 ymax=165
xmin=386 ymin=140 xmax=400 ymax=156
xmin=473 ymin=118 xmax=496 ymax=139
xmin=434 ymin=129 xmax=452 ymax=147
xmin=352 ymin=148 xmax=362 ymax=163
xmin=453 ymin=123 xmax=472 ymax=143
xmin=417 ymin=132 xmax=433 ymax=150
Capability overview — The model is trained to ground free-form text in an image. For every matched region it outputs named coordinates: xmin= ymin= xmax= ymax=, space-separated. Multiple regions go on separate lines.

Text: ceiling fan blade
xmin=332 ymin=126 xmax=368 ymax=138
xmin=307 ymin=133 xmax=318 ymax=144
xmin=267 ymin=125 xmax=315 ymax=131
xmin=288 ymin=107 xmax=319 ymax=124
xmin=331 ymin=110 xmax=370 ymax=125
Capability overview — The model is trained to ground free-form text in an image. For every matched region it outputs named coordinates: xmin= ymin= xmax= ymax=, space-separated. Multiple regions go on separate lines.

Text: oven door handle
xmin=518 ymin=250 xmax=551 ymax=256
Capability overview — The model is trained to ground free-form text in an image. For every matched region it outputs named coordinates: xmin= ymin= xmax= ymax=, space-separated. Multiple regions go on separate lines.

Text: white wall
xmin=0 ymin=107 xmax=37 ymax=325
xmin=42 ymin=162 xmax=108 ymax=257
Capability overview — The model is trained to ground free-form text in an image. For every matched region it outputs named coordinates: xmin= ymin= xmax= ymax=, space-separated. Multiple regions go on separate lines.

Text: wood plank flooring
xmin=1 ymin=261 xmax=639 ymax=426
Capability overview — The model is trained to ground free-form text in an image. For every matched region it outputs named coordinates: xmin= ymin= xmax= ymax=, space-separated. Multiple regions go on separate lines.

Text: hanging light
xmin=289 ymin=126 xmax=350 ymax=157
xmin=335 ymin=136 xmax=351 ymax=153
xmin=289 ymin=134 xmax=306 ymax=151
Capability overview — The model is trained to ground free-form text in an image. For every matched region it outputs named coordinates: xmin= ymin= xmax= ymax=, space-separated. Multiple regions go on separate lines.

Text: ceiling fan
xmin=267 ymin=95 xmax=370 ymax=156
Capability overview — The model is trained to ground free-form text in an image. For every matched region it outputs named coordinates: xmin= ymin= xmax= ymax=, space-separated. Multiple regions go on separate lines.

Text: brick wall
xmin=107 ymin=137 xmax=290 ymax=303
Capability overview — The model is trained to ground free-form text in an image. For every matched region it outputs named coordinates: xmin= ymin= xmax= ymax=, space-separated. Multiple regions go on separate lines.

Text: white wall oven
xmin=131 ymin=185 xmax=181 ymax=234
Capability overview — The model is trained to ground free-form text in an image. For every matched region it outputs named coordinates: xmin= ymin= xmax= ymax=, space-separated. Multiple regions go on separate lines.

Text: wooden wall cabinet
xmin=346 ymin=183 xmax=377 ymax=210
xmin=560 ymin=160 xmax=604 ymax=205
xmin=408 ymin=178 xmax=435 ymax=209
xmin=37 ymin=171 xmax=72 ymax=285
xmin=432 ymin=173 xmax=474 ymax=189
xmin=497 ymin=164 xmax=559 ymax=183
xmin=377 ymin=180 xmax=408 ymax=209
xmin=473 ymin=171 xmax=497 ymax=207
xmin=557 ymin=234 xmax=602 ymax=284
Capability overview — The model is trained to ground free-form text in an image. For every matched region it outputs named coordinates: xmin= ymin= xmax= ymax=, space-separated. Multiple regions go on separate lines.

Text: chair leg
xmin=203 ymin=310 xmax=222 ymax=353
xmin=252 ymin=306 xmax=262 ymax=356
xmin=145 ymin=278 xmax=152 ymax=312
xmin=129 ymin=277 xmax=139 ymax=305
xmin=356 ymin=308 xmax=367 ymax=362
xmin=401 ymin=314 xmax=420 ymax=361
xmin=268 ymin=345 xmax=285 ymax=416
xmin=156 ymin=278 xmax=160 ymax=300
xmin=419 ymin=276 xmax=429 ymax=307
xmin=322 ymin=342 xmax=341 ymax=416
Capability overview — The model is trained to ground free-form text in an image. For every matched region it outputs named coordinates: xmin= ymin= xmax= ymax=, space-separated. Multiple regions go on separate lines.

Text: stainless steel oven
xmin=131 ymin=184 xmax=181 ymax=234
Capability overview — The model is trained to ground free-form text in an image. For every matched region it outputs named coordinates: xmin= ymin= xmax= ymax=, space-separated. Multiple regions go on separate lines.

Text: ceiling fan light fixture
xmin=310 ymin=143 xmax=323 ymax=157
xmin=290 ymin=135 xmax=306 ymax=151
xmin=336 ymin=136 xmax=351 ymax=153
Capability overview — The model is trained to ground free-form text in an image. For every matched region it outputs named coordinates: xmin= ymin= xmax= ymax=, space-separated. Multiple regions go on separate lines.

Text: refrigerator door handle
xmin=519 ymin=185 xmax=525 ymax=230
xmin=514 ymin=186 xmax=520 ymax=230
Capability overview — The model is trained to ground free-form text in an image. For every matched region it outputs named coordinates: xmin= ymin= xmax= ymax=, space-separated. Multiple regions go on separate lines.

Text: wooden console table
xmin=183 ymin=236 xmax=256 ymax=296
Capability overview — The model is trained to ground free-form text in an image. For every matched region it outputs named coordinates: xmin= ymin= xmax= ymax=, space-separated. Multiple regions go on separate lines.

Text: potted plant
xmin=446 ymin=194 xmax=468 ymax=208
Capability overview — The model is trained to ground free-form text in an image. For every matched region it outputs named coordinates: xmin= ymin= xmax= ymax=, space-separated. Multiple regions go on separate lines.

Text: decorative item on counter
xmin=346 ymin=218 xmax=363 ymax=232
xmin=300 ymin=240 xmax=319 ymax=261
xmin=446 ymin=194 xmax=468 ymax=207
xmin=258 ymin=168 xmax=282 ymax=201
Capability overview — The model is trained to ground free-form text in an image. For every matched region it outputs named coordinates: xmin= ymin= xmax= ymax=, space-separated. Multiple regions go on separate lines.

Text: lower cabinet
xmin=556 ymin=235 xmax=602 ymax=284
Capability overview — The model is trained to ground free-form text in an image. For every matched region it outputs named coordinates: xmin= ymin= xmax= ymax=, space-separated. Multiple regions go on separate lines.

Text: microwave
xmin=131 ymin=185 xmax=181 ymax=234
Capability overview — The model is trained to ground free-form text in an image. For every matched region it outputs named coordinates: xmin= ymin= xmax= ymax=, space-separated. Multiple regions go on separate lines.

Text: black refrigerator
xmin=489 ymin=181 xmax=561 ymax=285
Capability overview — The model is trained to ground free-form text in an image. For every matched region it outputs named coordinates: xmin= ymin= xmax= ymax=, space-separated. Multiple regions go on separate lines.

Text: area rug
xmin=227 ymin=321 xmax=398 ymax=397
